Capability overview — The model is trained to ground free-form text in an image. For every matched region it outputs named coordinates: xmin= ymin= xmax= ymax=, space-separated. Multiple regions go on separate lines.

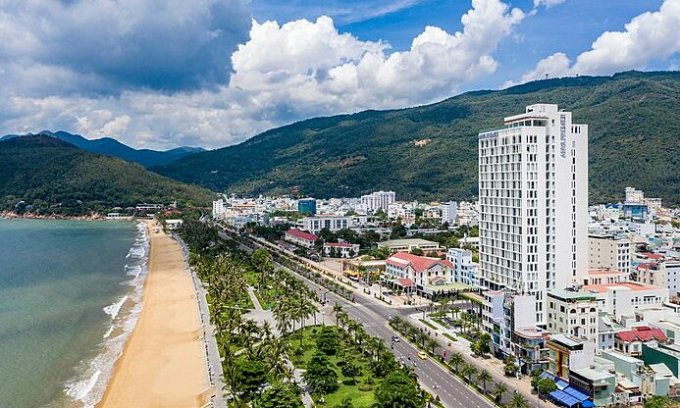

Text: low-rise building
xmin=589 ymin=234 xmax=632 ymax=274
xmin=636 ymin=260 xmax=680 ymax=296
xmin=581 ymin=268 xmax=629 ymax=286
xmin=568 ymin=358 xmax=616 ymax=407
xmin=547 ymin=289 xmax=599 ymax=344
xmin=546 ymin=334 xmax=596 ymax=379
xmin=322 ymin=242 xmax=359 ymax=258
xmin=377 ymin=238 xmax=440 ymax=253
xmin=301 ymin=216 xmax=352 ymax=233
xmin=384 ymin=252 xmax=454 ymax=295
xmin=446 ymin=248 xmax=479 ymax=287
xmin=615 ymin=326 xmax=667 ymax=357
xmin=582 ymin=282 xmax=669 ymax=322
xmin=284 ymin=228 xmax=318 ymax=249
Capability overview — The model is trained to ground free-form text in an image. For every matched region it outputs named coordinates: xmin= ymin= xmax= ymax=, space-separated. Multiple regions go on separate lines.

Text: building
xmin=360 ymin=191 xmax=396 ymax=212
xmin=625 ymin=187 xmax=645 ymax=203
xmin=284 ymin=228 xmax=318 ymax=249
xmin=615 ymin=326 xmax=667 ymax=357
xmin=636 ymin=261 xmax=680 ymax=296
xmin=384 ymin=252 xmax=454 ymax=294
xmin=446 ymin=248 xmax=479 ymax=287
xmin=301 ymin=216 xmax=351 ymax=234
xmin=546 ymin=334 xmax=596 ymax=379
xmin=322 ymin=242 xmax=359 ymax=258
xmin=512 ymin=327 xmax=550 ymax=374
xmin=165 ymin=219 xmax=183 ymax=230
xmin=478 ymin=104 xmax=589 ymax=325
xmin=589 ymin=234 xmax=632 ymax=275
xmin=297 ymin=199 xmax=317 ymax=215
xmin=568 ymin=358 xmax=617 ymax=407
xmin=441 ymin=201 xmax=458 ymax=225
xmin=342 ymin=259 xmax=386 ymax=280
xmin=212 ymin=199 xmax=225 ymax=218
xmin=547 ymin=289 xmax=599 ymax=344
xmin=598 ymin=313 xmax=624 ymax=352
xmin=642 ymin=343 xmax=680 ymax=379
xmin=581 ymin=268 xmax=629 ymax=286
xmin=582 ymin=282 xmax=669 ymax=322
xmin=377 ymin=238 xmax=440 ymax=253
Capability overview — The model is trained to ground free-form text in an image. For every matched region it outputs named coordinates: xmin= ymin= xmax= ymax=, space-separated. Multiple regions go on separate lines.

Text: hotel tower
xmin=478 ymin=104 xmax=588 ymax=325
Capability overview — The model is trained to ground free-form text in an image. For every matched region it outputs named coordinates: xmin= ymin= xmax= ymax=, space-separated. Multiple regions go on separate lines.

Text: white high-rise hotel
xmin=478 ymin=104 xmax=588 ymax=325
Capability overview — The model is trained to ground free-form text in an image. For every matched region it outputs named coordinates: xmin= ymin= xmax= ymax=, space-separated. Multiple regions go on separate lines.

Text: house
xmin=384 ymin=252 xmax=454 ymax=295
xmin=377 ymin=238 xmax=440 ymax=253
xmin=615 ymin=326 xmax=667 ymax=357
xmin=284 ymin=228 xmax=318 ymax=249
xmin=546 ymin=334 xmax=596 ymax=379
xmin=582 ymin=282 xmax=668 ymax=322
xmin=322 ymin=242 xmax=359 ymax=258
xmin=547 ymin=289 xmax=599 ymax=344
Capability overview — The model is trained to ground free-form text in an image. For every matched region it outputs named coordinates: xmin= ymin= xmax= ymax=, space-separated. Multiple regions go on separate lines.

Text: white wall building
xmin=441 ymin=201 xmax=458 ymax=225
xmin=589 ymin=234 xmax=632 ymax=275
xmin=547 ymin=289 xmax=599 ymax=344
xmin=625 ymin=187 xmax=645 ymax=203
xmin=446 ymin=248 xmax=479 ymax=286
xmin=360 ymin=191 xmax=396 ymax=212
xmin=478 ymin=104 xmax=589 ymax=325
xmin=212 ymin=199 xmax=225 ymax=218
xmin=582 ymin=282 xmax=669 ymax=322
xmin=301 ymin=216 xmax=351 ymax=234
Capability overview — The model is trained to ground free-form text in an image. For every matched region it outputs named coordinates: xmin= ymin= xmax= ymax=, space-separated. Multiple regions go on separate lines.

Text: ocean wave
xmin=61 ymin=221 xmax=149 ymax=408
xmin=102 ymin=295 xmax=128 ymax=320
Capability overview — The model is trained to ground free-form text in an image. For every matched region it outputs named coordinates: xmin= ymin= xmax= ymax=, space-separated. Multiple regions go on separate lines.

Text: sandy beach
xmin=97 ymin=222 xmax=210 ymax=408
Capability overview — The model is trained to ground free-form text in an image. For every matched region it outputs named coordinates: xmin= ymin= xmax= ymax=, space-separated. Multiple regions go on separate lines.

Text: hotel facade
xmin=478 ymin=104 xmax=589 ymax=325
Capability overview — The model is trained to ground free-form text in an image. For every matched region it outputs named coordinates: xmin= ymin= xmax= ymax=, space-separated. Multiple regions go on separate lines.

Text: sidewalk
xmin=407 ymin=313 xmax=546 ymax=408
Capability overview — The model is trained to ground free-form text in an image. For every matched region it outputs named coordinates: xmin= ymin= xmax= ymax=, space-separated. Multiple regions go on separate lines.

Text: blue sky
xmin=0 ymin=0 xmax=677 ymax=149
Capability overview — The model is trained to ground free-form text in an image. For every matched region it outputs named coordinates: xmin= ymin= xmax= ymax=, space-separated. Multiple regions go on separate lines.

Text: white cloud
xmin=533 ymin=0 xmax=567 ymax=8
xmin=516 ymin=0 xmax=680 ymax=84
xmin=0 ymin=0 xmax=524 ymax=149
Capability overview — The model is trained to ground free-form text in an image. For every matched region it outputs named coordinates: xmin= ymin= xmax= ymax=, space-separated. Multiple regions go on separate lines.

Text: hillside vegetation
xmin=157 ymin=71 xmax=680 ymax=205
xmin=0 ymin=135 xmax=214 ymax=215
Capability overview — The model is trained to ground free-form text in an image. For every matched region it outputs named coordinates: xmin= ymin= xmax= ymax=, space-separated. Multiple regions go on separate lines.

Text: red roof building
xmin=385 ymin=252 xmax=454 ymax=290
xmin=615 ymin=326 xmax=667 ymax=356
xmin=284 ymin=228 xmax=318 ymax=249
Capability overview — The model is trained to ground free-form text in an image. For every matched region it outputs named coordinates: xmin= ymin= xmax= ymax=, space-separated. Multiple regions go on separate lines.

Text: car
xmin=391 ymin=336 xmax=400 ymax=342
xmin=418 ymin=351 xmax=428 ymax=360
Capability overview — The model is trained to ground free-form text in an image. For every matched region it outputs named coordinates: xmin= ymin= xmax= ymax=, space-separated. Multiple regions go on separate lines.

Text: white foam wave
xmin=103 ymin=295 xmax=128 ymax=320
xmin=62 ymin=221 xmax=149 ymax=408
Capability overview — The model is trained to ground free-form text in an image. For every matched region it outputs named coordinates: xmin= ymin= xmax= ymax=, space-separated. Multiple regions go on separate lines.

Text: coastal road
xmin=226 ymin=231 xmax=496 ymax=408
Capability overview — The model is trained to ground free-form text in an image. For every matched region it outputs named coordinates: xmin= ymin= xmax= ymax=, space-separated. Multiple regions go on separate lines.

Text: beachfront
xmin=97 ymin=222 xmax=210 ymax=407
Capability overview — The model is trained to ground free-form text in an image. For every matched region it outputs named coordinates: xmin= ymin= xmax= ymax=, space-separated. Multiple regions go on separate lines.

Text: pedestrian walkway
xmin=247 ymin=287 xmax=264 ymax=311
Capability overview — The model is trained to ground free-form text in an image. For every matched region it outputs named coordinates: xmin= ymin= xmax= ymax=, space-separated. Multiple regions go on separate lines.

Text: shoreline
xmin=0 ymin=211 xmax=107 ymax=220
xmin=96 ymin=221 xmax=210 ymax=408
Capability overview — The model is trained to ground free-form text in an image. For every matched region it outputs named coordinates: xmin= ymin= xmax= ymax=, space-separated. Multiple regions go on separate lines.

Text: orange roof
xmin=286 ymin=228 xmax=318 ymax=241
xmin=588 ymin=268 xmax=622 ymax=275
xmin=386 ymin=252 xmax=453 ymax=273
xmin=583 ymin=282 xmax=657 ymax=293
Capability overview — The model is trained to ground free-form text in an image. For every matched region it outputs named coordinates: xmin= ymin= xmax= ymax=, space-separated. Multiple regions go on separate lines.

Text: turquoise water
xmin=0 ymin=219 xmax=146 ymax=408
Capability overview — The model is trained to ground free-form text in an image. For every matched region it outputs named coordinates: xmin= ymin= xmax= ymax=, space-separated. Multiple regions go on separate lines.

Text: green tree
xmin=537 ymin=378 xmax=557 ymax=396
xmin=253 ymin=383 xmax=303 ymax=408
xmin=645 ymin=396 xmax=672 ymax=408
xmin=410 ymin=247 xmax=424 ymax=256
xmin=460 ymin=363 xmax=476 ymax=384
xmin=316 ymin=326 xmax=340 ymax=355
xmin=477 ymin=370 xmax=492 ymax=395
xmin=341 ymin=359 xmax=362 ymax=384
xmin=449 ymin=352 xmax=464 ymax=373
xmin=503 ymin=356 xmax=517 ymax=377
xmin=304 ymin=352 xmax=339 ymax=395
xmin=370 ymin=246 xmax=392 ymax=260
xmin=506 ymin=392 xmax=529 ymax=408
xmin=374 ymin=370 xmax=424 ymax=408
xmin=235 ymin=358 xmax=267 ymax=401
xmin=493 ymin=382 xmax=508 ymax=404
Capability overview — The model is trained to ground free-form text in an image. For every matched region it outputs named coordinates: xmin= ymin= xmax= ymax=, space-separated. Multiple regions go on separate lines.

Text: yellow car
xmin=418 ymin=351 xmax=428 ymax=360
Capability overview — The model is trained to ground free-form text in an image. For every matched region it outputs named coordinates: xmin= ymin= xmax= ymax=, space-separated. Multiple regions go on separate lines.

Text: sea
xmin=0 ymin=219 xmax=149 ymax=408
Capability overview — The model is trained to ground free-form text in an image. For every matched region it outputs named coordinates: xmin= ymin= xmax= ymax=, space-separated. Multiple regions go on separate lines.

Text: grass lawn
xmin=419 ymin=319 xmax=438 ymax=330
xmin=286 ymin=326 xmax=379 ymax=408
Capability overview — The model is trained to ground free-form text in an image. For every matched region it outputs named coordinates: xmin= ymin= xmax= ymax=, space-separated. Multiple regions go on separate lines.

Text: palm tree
xmin=426 ymin=337 xmax=439 ymax=355
xmin=477 ymin=369 xmax=492 ymax=395
xmin=332 ymin=303 xmax=343 ymax=321
xmin=507 ymin=392 xmax=529 ymax=408
xmin=493 ymin=382 xmax=508 ymax=404
xmin=460 ymin=363 xmax=476 ymax=384
xmin=449 ymin=352 xmax=464 ymax=373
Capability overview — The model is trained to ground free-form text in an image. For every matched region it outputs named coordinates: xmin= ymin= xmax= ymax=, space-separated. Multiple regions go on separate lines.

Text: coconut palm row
xmin=389 ymin=317 xmax=529 ymax=408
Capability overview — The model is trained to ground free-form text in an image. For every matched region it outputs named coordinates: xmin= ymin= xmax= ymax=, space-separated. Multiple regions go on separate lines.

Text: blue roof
xmin=563 ymin=386 xmax=589 ymax=402
xmin=556 ymin=379 xmax=570 ymax=390
xmin=550 ymin=390 xmax=580 ymax=407
xmin=581 ymin=401 xmax=595 ymax=408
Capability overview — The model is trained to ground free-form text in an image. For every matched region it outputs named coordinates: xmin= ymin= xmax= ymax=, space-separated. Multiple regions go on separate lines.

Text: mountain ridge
xmin=155 ymin=71 xmax=680 ymax=205
xmin=1 ymin=130 xmax=206 ymax=167
xmin=0 ymin=135 xmax=214 ymax=215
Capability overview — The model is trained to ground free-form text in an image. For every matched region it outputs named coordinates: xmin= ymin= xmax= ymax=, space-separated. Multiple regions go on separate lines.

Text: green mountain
xmin=157 ymin=71 xmax=680 ymax=205
xmin=1 ymin=130 xmax=205 ymax=167
xmin=0 ymin=135 xmax=214 ymax=215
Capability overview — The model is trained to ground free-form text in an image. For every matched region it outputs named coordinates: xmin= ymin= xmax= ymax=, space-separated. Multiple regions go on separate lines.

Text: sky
xmin=0 ymin=0 xmax=678 ymax=150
